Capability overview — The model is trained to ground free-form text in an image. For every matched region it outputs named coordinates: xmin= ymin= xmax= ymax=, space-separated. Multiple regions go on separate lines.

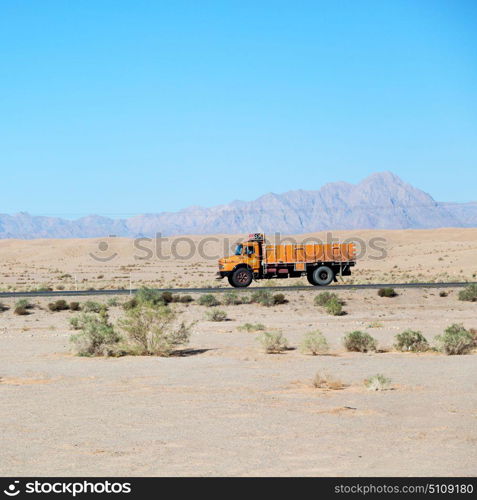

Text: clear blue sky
xmin=1 ymin=0 xmax=476 ymax=218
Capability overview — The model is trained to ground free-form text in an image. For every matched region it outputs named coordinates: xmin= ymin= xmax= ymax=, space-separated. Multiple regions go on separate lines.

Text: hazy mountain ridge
xmin=1 ymin=172 xmax=476 ymax=239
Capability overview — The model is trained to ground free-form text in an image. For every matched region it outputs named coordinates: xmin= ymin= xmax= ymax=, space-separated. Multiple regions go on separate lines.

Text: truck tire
xmin=228 ymin=267 xmax=253 ymax=288
xmin=311 ymin=266 xmax=334 ymax=286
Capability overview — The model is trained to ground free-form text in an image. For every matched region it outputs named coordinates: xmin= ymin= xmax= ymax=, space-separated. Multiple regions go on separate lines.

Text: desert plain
xmin=0 ymin=228 xmax=476 ymax=476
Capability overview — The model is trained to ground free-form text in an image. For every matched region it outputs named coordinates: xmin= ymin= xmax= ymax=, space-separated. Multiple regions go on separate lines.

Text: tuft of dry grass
xmin=312 ymin=371 xmax=344 ymax=390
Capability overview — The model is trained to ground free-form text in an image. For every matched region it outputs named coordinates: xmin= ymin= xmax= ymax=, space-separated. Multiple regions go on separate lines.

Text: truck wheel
xmin=311 ymin=266 xmax=334 ymax=286
xmin=307 ymin=273 xmax=319 ymax=286
xmin=228 ymin=268 xmax=253 ymax=288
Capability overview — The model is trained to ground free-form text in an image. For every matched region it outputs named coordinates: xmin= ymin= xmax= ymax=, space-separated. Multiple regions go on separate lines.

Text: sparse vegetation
xmin=312 ymin=371 xmax=343 ymax=390
xmin=435 ymin=324 xmax=474 ymax=355
xmin=364 ymin=374 xmax=392 ymax=391
xmin=118 ymin=304 xmax=192 ymax=356
xmin=458 ymin=284 xmax=477 ymax=302
xmin=198 ymin=294 xmax=221 ymax=307
xmin=14 ymin=299 xmax=33 ymax=315
xmin=257 ymin=331 xmax=288 ymax=353
xmin=106 ymin=298 xmax=120 ymax=307
xmin=394 ymin=330 xmax=429 ymax=352
xmin=222 ymin=291 xmax=249 ymax=305
xmin=0 ymin=302 xmax=8 ymax=312
xmin=300 ymin=330 xmax=329 ymax=355
xmin=325 ymin=297 xmax=344 ymax=316
xmin=206 ymin=309 xmax=228 ymax=322
xmin=81 ymin=301 xmax=105 ymax=313
xmin=69 ymin=301 xmax=81 ymax=311
xmin=439 ymin=291 xmax=448 ymax=298
xmin=343 ymin=331 xmax=377 ymax=352
xmin=250 ymin=290 xmax=288 ymax=307
xmin=378 ymin=287 xmax=397 ymax=298
xmin=238 ymin=323 xmax=265 ymax=332
xmin=48 ymin=299 xmax=70 ymax=312
xmin=70 ymin=313 xmax=122 ymax=356
xmin=314 ymin=292 xmax=341 ymax=307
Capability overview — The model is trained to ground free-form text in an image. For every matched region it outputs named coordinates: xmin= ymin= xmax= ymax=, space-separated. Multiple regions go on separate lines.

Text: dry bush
xmin=14 ymin=299 xmax=33 ymax=315
xmin=312 ymin=371 xmax=344 ymax=390
xmin=222 ymin=291 xmax=249 ymax=305
xmin=343 ymin=331 xmax=377 ymax=352
xmin=205 ymin=309 xmax=228 ymax=322
xmin=118 ymin=304 xmax=192 ymax=356
xmin=70 ymin=313 xmax=122 ymax=356
xmin=435 ymin=324 xmax=474 ymax=355
xmin=314 ymin=292 xmax=341 ymax=307
xmin=458 ymin=284 xmax=477 ymax=302
xmin=198 ymin=294 xmax=221 ymax=307
xmin=69 ymin=301 xmax=81 ymax=311
xmin=257 ymin=332 xmax=288 ymax=353
xmin=378 ymin=287 xmax=397 ymax=298
xmin=300 ymin=330 xmax=329 ymax=355
xmin=82 ymin=301 xmax=106 ymax=313
xmin=394 ymin=330 xmax=429 ymax=352
xmin=238 ymin=323 xmax=265 ymax=332
xmin=364 ymin=374 xmax=392 ymax=391
xmin=48 ymin=299 xmax=69 ymax=312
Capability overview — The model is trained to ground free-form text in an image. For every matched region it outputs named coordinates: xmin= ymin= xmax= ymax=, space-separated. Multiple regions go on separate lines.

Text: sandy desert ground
xmin=1 ymin=229 xmax=476 ymax=476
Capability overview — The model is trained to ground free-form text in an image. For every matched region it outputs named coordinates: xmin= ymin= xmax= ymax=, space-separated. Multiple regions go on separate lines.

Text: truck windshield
xmin=234 ymin=244 xmax=243 ymax=255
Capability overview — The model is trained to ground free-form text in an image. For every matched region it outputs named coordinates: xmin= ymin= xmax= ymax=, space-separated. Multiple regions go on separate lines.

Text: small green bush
xmin=326 ymin=297 xmax=344 ymax=316
xmin=257 ymin=331 xmax=288 ymax=353
xmin=343 ymin=331 xmax=377 ymax=352
xmin=206 ymin=309 xmax=228 ymax=322
xmin=364 ymin=374 xmax=392 ymax=391
xmin=198 ymin=294 xmax=221 ymax=307
xmin=123 ymin=298 xmax=138 ymax=310
xmin=435 ymin=324 xmax=474 ymax=355
xmin=394 ymin=330 xmax=429 ymax=352
xmin=238 ymin=323 xmax=265 ymax=332
xmin=106 ymin=298 xmax=120 ymax=307
xmin=173 ymin=294 xmax=194 ymax=303
xmin=458 ymin=284 xmax=477 ymax=302
xmin=300 ymin=330 xmax=329 ymax=355
xmin=314 ymin=292 xmax=340 ymax=307
xmin=118 ymin=304 xmax=192 ymax=356
xmin=14 ymin=299 xmax=33 ymax=315
xmin=82 ymin=301 xmax=105 ymax=313
xmin=48 ymin=299 xmax=69 ymax=312
xmin=135 ymin=287 xmax=168 ymax=306
xmin=70 ymin=313 xmax=122 ymax=356
xmin=378 ymin=288 xmax=397 ymax=298
xmin=272 ymin=293 xmax=287 ymax=305
xmin=69 ymin=301 xmax=81 ymax=311
xmin=250 ymin=290 xmax=273 ymax=306
xmin=222 ymin=291 xmax=248 ymax=305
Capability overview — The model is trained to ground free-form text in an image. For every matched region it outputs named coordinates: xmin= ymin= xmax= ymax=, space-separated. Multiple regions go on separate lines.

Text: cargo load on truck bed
xmin=217 ymin=233 xmax=356 ymax=288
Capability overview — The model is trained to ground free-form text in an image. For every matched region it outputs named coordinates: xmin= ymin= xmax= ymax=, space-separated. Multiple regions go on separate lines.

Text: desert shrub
xmin=364 ymin=374 xmax=392 ymax=391
xmin=48 ymin=299 xmax=69 ymax=312
xmin=439 ymin=291 xmax=448 ymax=298
xmin=435 ymin=324 xmax=474 ymax=355
xmin=458 ymin=284 xmax=477 ymax=302
xmin=81 ymin=301 xmax=105 ymax=313
xmin=238 ymin=323 xmax=265 ymax=332
xmin=300 ymin=330 xmax=329 ymax=355
xmin=0 ymin=302 xmax=8 ymax=312
xmin=343 ymin=331 xmax=377 ymax=352
xmin=135 ymin=287 xmax=168 ymax=306
xmin=171 ymin=294 xmax=193 ymax=303
xmin=257 ymin=332 xmax=288 ymax=353
xmin=222 ymin=291 xmax=247 ymax=305
xmin=314 ymin=292 xmax=340 ymax=307
xmin=206 ymin=309 xmax=228 ymax=322
xmin=312 ymin=371 xmax=344 ymax=390
xmin=250 ymin=290 xmax=273 ymax=306
xmin=106 ymin=298 xmax=120 ymax=307
xmin=394 ymin=330 xmax=429 ymax=352
xmin=70 ymin=313 xmax=122 ymax=356
xmin=197 ymin=294 xmax=221 ymax=307
xmin=69 ymin=301 xmax=81 ymax=311
xmin=272 ymin=293 xmax=287 ymax=305
xmin=123 ymin=298 xmax=138 ymax=310
xmin=325 ymin=297 xmax=344 ymax=316
xmin=378 ymin=287 xmax=397 ymax=298
xmin=118 ymin=304 xmax=192 ymax=356
xmin=14 ymin=299 xmax=33 ymax=315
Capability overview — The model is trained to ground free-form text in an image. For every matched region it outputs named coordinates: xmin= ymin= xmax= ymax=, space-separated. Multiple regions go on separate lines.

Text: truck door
xmin=245 ymin=243 xmax=260 ymax=272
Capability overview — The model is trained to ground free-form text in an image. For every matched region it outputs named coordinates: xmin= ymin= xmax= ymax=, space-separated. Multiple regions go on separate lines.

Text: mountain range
xmin=1 ymin=172 xmax=476 ymax=239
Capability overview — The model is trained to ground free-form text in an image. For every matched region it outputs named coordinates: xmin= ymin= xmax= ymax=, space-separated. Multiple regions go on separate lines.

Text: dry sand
xmin=0 ymin=229 xmax=476 ymax=476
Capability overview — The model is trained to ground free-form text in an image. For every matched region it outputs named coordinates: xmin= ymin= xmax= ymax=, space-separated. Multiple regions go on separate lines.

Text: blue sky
xmin=1 ymin=0 xmax=476 ymax=218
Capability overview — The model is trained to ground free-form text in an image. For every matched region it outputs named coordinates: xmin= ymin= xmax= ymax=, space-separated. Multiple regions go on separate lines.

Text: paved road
xmin=0 ymin=281 xmax=474 ymax=298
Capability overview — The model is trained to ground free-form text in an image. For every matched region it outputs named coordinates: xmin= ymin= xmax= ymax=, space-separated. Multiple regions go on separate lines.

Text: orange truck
xmin=217 ymin=233 xmax=356 ymax=288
